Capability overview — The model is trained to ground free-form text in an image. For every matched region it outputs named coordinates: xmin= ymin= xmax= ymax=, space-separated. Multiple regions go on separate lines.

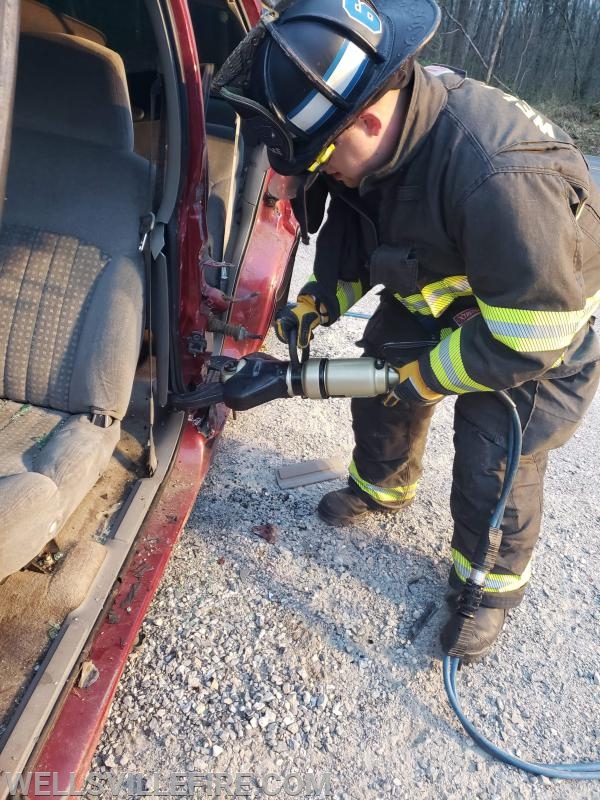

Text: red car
xmin=0 ymin=1 xmax=298 ymax=796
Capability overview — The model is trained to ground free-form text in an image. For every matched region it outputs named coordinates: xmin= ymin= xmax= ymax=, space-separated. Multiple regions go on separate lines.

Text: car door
xmin=172 ymin=0 xmax=300 ymax=391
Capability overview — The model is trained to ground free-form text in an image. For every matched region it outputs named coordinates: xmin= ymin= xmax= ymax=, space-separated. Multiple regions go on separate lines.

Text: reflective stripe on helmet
xmin=288 ymin=40 xmax=369 ymax=134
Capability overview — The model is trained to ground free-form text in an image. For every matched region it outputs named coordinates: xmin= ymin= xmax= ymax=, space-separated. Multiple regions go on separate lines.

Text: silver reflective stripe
xmin=394 ymin=293 xmax=432 ymax=315
xmin=421 ymin=276 xmax=472 ymax=316
xmin=349 ymin=460 xmax=418 ymax=504
xmin=288 ymin=41 xmax=369 ymax=134
xmin=452 ymin=548 xmax=532 ymax=593
xmin=336 ymin=280 xmax=362 ymax=315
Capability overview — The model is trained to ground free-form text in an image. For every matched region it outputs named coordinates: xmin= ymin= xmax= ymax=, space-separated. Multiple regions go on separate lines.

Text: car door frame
xmin=0 ymin=0 xmax=20 ymax=228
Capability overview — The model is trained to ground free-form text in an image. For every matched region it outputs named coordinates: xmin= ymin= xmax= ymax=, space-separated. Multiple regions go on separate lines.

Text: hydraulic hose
xmin=443 ymin=391 xmax=600 ymax=780
xmin=443 ymin=658 xmax=600 ymax=779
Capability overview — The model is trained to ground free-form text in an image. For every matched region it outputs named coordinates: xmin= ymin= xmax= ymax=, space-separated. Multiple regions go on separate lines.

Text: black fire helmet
xmin=213 ymin=0 xmax=441 ymax=176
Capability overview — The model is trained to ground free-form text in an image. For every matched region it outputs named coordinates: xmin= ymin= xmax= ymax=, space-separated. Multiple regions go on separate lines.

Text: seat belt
xmin=139 ymin=74 xmax=165 ymax=477
xmin=140 ymin=211 xmax=157 ymax=476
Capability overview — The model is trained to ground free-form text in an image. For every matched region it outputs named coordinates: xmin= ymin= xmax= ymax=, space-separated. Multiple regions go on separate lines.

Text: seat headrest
xmin=14 ymin=33 xmax=133 ymax=151
xmin=21 ymin=0 xmax=107 ymax=46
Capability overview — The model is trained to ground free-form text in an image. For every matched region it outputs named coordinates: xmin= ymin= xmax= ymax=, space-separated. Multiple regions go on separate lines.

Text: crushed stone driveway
xmin=94 ymin=225 xmax=600 ymax=800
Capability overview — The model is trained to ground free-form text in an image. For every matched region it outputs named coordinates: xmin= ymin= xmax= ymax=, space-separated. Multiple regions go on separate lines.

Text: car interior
xmin=0 ymin=0 xmax=265 ymax=766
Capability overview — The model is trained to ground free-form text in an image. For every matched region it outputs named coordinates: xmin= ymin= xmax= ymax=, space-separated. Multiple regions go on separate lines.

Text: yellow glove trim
xmin=399 ymin=361 xmax=443 ymax=401
xmin=273 ymin=295 xmax=321 ymax=350
xmin=384 ymin=360 xmax=444 ymax=407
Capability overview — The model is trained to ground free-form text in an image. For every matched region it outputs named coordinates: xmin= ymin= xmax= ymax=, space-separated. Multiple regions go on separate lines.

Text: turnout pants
xmin=350 ymin=297 xmax=600 ymax=609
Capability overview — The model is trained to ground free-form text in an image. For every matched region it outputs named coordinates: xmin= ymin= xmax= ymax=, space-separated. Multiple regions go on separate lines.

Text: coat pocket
xmin=369 ymin=244 xmax=419 ymax=294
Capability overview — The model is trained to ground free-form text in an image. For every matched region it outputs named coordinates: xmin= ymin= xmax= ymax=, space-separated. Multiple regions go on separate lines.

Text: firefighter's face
xmin=322 ymin=115 xmax=382 ymax=188
xmin=322 ymin=90 xmax=406 ymax=188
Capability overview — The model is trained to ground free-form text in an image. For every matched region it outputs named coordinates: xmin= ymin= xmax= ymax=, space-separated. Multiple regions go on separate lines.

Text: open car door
xmin=0 ymin=1 xmax=298 ymax=794
xmin=0 ymin=0 xmax=19 ymax=227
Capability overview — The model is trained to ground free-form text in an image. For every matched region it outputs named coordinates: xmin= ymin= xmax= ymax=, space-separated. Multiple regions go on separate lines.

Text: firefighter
xmin=214 ymin=0 xmax=600 ymax=661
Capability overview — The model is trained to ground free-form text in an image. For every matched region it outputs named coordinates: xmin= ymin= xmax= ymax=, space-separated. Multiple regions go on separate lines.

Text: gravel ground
xmin=93 ymin=237 xmax=600 ymax=799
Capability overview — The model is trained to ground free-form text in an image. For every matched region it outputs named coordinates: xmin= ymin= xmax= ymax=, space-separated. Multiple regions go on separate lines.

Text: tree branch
xmin=441 ymin=5 xmax=514 ymax=93
xmin=486 ymin=0 xmax=512 ymax=85
xmin=514 ymin=23 xmax=535 ymax=90
xmin=559 ymin=4 xmax=581 ymax=99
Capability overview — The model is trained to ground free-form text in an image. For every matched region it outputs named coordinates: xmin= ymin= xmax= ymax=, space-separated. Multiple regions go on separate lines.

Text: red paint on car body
xmin=28 ymin=421 xmax=215 ymax=799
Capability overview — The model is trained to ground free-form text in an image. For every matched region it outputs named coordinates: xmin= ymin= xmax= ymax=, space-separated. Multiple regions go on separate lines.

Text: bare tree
xmin=486 ymin=0 xmax=512 ymax=84
xmin=438 ymin=1 xmax=513 ymax=91
xmin=425 ymin=0 xmax=600 ymax=105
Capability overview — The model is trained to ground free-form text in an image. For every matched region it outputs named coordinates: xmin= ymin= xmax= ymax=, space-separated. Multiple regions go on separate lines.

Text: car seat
xmin=0 ymin=32 xmax=149 ymax=581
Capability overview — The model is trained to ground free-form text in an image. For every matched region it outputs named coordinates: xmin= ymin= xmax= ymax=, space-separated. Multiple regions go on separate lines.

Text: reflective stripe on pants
xmin=349 ymin=459 xmax=419 ymax=505
xmin=450 ymin=353 xmax=600 ymax=608
xmin=451 ymin=547 xmax=533 ymax=593
xmin=350 ymin=298 xmax=438 ymax=509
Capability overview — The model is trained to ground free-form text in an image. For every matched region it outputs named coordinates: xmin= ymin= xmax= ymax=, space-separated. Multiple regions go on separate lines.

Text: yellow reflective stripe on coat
xmin=422 ymin=275 xmax=473 ymax=316
xmin=395 ymin=292 xmax=433 ymax=316
xmin=478 ymin=289 xmax=600 ymax=353
xmin=452 ymin=548 xmax=532 ymax=593
xmin=394 ymin=275 xmax=473 ymax=318
xmin=430 ymin=328 xmax=493 ymax=394
xmin=336 ymin=279 xmax=364 ymax=315
xmin=349 ymin=460 xmax=418 ymax=505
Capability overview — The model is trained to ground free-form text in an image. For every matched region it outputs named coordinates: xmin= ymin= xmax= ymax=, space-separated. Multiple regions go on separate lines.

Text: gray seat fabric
xmin=13 ymin=32 xmax=132 ymax=151
xmin=0 ymin=32 xmax=148 ymax=581
xmin=0 ymin=401 xmax=119 ymax=561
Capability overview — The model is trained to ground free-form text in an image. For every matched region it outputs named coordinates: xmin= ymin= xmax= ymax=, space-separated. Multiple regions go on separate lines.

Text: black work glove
xmin=274 ymin=295 xmax=325 ymax=349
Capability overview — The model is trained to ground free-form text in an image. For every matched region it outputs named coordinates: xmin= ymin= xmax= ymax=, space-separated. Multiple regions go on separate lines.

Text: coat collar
xmin=360 ymin=63 xmax=458 ymax=193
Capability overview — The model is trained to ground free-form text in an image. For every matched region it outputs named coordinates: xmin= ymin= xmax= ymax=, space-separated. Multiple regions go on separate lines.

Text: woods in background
xmin=423 ymin=0 xmax=600 ymax=105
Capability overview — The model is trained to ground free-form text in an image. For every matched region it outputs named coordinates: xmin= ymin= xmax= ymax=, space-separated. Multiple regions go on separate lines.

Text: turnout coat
xmin=300 ymin=63 xmax=600 ymax=395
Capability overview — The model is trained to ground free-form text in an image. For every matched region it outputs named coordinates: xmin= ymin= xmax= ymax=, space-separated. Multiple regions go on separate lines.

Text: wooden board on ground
xmin=276 ymin=458 xmax=345 ymax=489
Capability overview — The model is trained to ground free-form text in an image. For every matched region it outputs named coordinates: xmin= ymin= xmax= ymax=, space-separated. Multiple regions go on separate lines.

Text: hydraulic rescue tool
xmin=171 ymin=330 xmax=439 ymax=412
xmin=173 ymin=351 xmax=400 ymax=412
xmin=172 ymin=336 xmax=600 ymax=781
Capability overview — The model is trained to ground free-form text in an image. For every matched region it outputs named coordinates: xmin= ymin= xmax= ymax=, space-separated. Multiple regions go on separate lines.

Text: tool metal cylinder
xmin=298 ymin=358 xmax=398 ymax=399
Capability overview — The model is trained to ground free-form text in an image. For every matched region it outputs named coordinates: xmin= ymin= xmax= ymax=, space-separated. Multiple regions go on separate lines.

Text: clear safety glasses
xmin=267 ymin=142 xmax=336 ymax=200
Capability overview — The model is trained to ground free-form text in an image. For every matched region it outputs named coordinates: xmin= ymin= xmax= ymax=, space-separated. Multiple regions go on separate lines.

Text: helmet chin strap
xmin=289 ymin=172 xmax=320 ymax=244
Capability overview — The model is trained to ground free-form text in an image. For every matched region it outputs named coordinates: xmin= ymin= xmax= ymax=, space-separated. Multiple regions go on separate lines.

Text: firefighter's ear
xmin=356 ymin=109 xmax=383 ymax=138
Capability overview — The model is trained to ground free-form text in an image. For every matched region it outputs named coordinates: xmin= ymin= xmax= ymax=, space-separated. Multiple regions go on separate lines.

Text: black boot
xmin=445 ymin=587 xmax=462 ymax=608
xmin=317 ymin=488 xmax=372 ymax=526
xmin=440 ymin=605 xmax=509 ymax=664
xmin=317 ymin=486 xmax=411 ymax=526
